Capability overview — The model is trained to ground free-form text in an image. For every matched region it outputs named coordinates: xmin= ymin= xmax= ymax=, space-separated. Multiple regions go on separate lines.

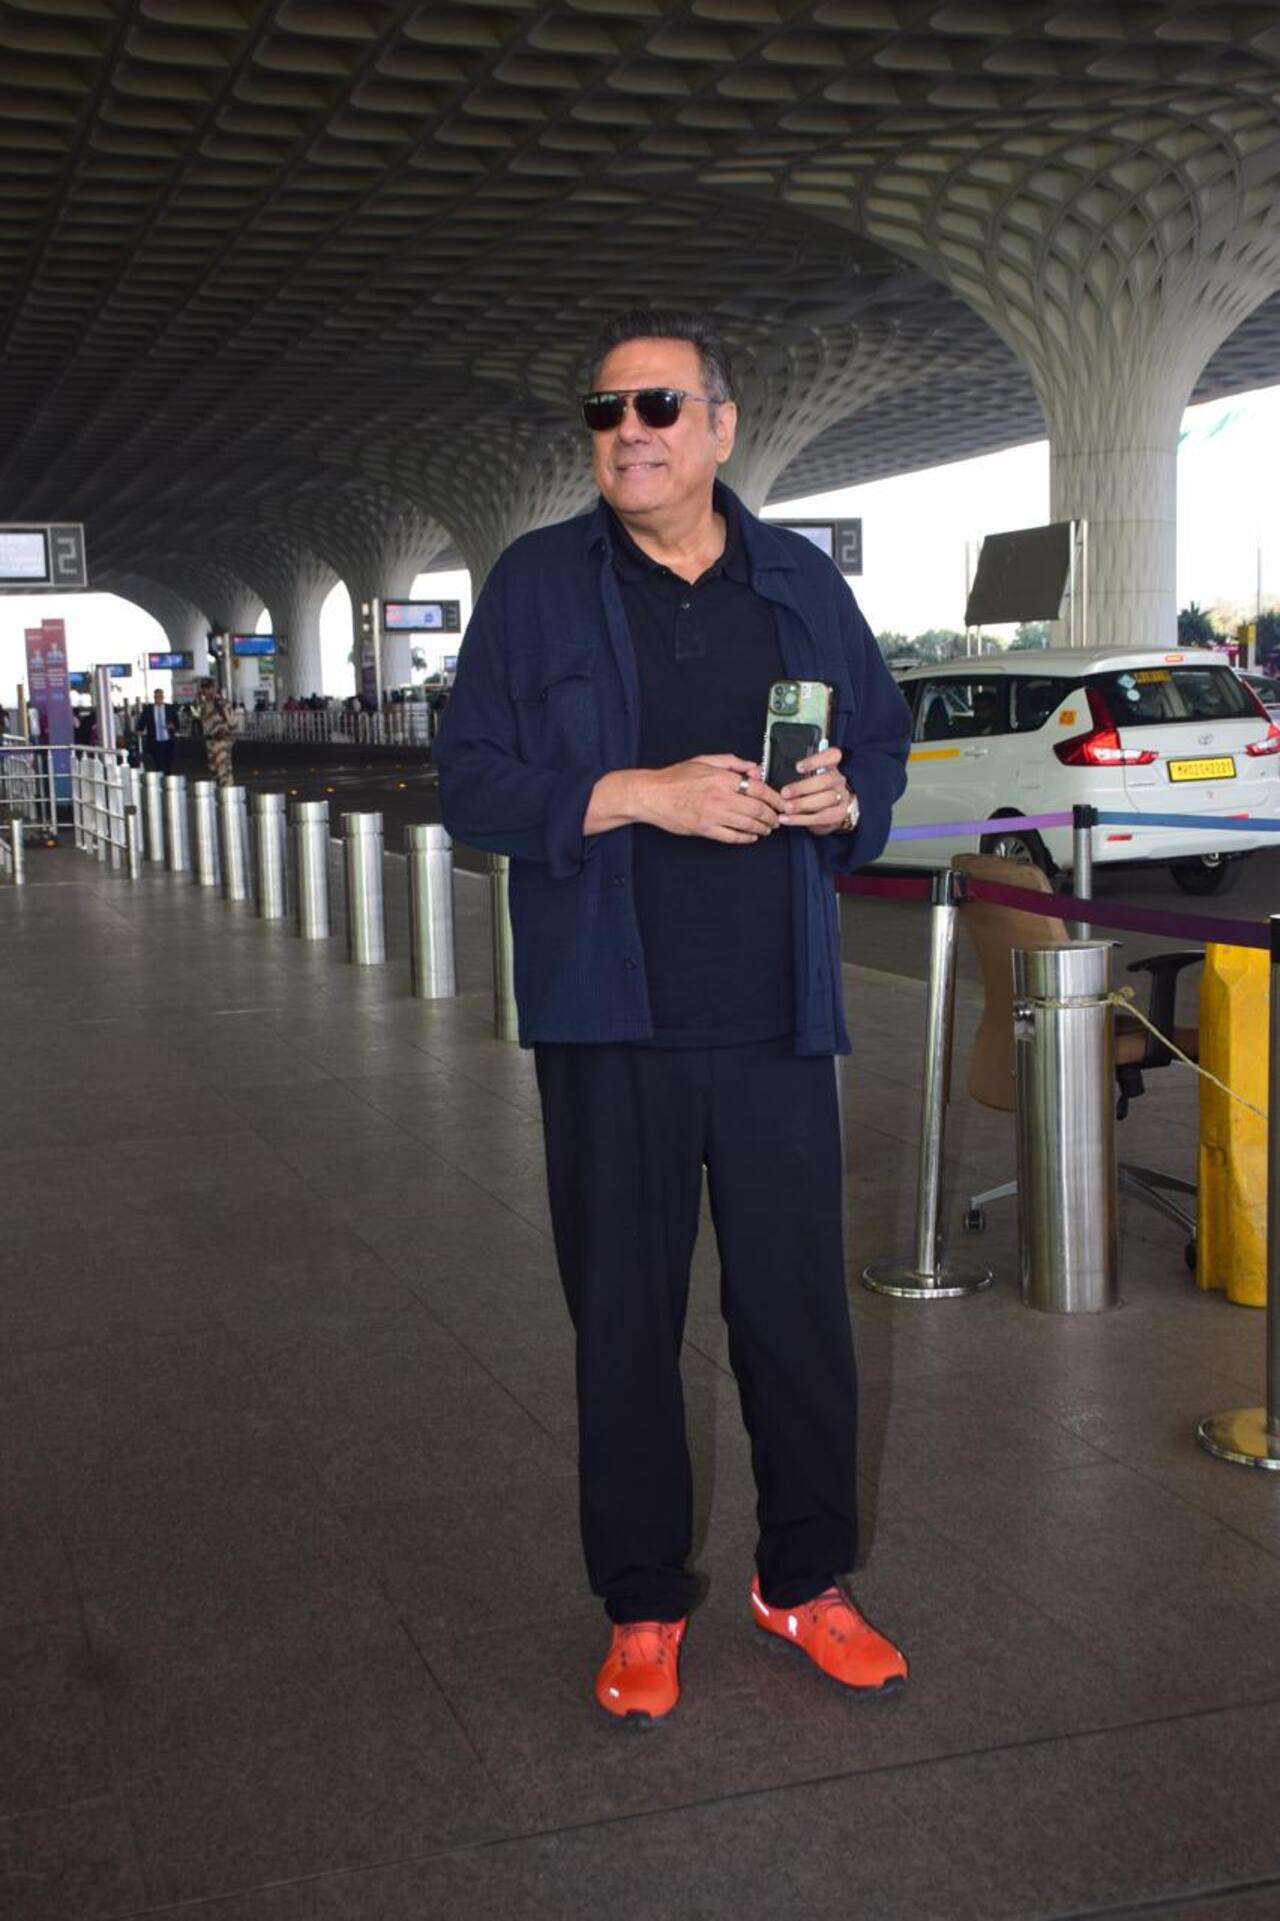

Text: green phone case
xmin=762 ymin=681 xmax=832 ymax=789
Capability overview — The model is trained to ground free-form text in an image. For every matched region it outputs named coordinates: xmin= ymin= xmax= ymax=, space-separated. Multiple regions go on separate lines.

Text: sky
xmin=3 ymin=381 xmax=1277 ymax=704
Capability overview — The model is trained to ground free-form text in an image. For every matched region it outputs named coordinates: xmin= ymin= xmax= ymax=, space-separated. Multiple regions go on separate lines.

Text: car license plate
xmin=1167 ymin=756 xmax=1236 ymax=782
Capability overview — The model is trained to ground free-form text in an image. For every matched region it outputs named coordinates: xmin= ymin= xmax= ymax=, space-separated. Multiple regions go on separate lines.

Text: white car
xmin=890 ymin=648 xmax=1280 ymax=894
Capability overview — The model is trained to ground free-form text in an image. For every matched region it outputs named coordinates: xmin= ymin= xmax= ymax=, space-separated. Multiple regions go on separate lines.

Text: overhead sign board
xmin=148 ymin=650 xmax=193 ymax=670
xmin=231 ymin=634 xmax=277 ymax=657
xmin=965 ymin=522 xmax=1072 ymax=626
xmin=0 ymin=523 xmax=87 ymax=589
xmin=777 ymin=519 xmax=862 ymax=575
xmin=383 ymin=600 xmax=462 ymax=632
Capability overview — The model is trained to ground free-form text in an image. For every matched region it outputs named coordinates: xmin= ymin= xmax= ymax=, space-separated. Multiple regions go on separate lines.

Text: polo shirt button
xmin=679 ymin=599 xmax=691 ymax=610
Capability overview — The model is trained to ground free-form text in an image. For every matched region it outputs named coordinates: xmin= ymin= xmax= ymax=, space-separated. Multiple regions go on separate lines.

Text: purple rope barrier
xmin=964 ymin=876 xmax=1269 ymax=951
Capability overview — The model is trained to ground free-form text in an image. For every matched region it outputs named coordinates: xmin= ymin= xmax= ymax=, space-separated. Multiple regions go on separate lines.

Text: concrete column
xmin=268 ymin=556 xmax=339 ymax=700
xmin=849 ymin=108 xmax=1280 ymax=651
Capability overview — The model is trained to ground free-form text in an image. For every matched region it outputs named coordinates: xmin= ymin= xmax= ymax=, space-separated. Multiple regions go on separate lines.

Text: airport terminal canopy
xmin=2 ymin=1 xmax=1280 ymax=688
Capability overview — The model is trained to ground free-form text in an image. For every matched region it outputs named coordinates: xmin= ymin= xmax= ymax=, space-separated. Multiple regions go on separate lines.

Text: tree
xmin=876 ymin=631 xmax=909 ymax=657
xmin=913 ymin=628 xmax=967 ymax=661
xmin=1010 ymin=621 xmax=1049 ymax=650
xmin=1177 ymin=601 xmax=1218 ymax=647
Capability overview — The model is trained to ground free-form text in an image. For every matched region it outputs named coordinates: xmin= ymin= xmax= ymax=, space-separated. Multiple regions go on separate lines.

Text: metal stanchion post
xmin=490 ymin=852 xmax=518 ymax=1041
xmin=163 ymin=774 xmax=190 ymax=872
xmin=145 ymin=771 xmax=166 ymax=862
xmin=864 ymin=869 xmax=992 ymax=1299
xmin=10 ymin=817 xmax=25 ymax=886
xmin=105 ymin=755 xmax=124 ymax=870
xmin=218 ymin=785 xmax=251 ymax=900
xmin=93 ymin=757 xmax=108 ymax=860
xmin=291 ymin=798 xmax=331 ymax=940
xmin=253 ymin=791 xmax=288 ymax=918
xmin=124 ymin=805 xmax=141 ymax=879
xmin=1070 ymin=803 xmax=1096 ymax=941
xmin=191 ymin=781 xmax=219 ymax=887
xmin=343 ymin=812 xmax=386 ymax=964
xmin=1197 ymin=912 xmax=1280 ymax=1468
xmin=406 ymin=823 xmax=456 ymax=999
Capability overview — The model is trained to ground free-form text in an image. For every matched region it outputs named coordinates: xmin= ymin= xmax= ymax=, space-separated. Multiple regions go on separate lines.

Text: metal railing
xmin=0 ymin=740 xmax=58 ymax=839
xmin=236 ymin=705 xmax=434 ymax=748
xmin=70 ymin=747 xmax=133 ymax=864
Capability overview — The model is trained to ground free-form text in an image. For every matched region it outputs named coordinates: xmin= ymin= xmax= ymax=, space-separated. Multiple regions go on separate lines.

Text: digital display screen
xmin=69 ymin=671 xmax=90 ymax=690
xmin=784 ymin=523 xmax=834 ymax=559
xmin=0 ymin=528 xmax=49 ymax=582
xmin=383 ymin=600 xmax=461 ymax=632
xmin=106 ymin=663 xmax=131 ymax=678
xmin=231 ymin=634 xmax=276 ymax=657
xmin=148 ymin=651 xmax=193 ymax=670
xmin=442 ymin=655 xmax=458 ymax=671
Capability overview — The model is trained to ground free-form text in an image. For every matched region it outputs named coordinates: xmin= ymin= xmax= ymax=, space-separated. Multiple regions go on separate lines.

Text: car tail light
xmin=1245 ymin=724 xmax=1280 ymax=757
xmin=1054 ymin=686 xmax=1159 ymax=767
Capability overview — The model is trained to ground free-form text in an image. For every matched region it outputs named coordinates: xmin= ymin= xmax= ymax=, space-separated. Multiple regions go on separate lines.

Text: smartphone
xmin=762 ymin=680 xmax=833 ymax=790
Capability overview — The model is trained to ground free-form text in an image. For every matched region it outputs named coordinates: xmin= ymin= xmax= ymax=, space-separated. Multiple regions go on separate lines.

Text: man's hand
xmin=585 ymin=755 xmax=783 ymax=843
xmin=777 ymin=746 xmax=857 ymax=836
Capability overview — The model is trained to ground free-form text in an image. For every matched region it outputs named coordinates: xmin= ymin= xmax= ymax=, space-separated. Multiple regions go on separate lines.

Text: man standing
xmin=436 ymin=310 xmax=912 ymax=1727
xmin=192 ymin=677 xmax=235 ymax=788
xmin=138 ymin=687 xmax=178 ymax=776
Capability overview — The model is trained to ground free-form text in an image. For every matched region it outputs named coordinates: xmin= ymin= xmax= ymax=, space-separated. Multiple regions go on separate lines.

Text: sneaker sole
xmin=756 ymin=1625 xmax=909 ymax=1697
xmin=595 ymin=1698 xmax=675 ymax=1731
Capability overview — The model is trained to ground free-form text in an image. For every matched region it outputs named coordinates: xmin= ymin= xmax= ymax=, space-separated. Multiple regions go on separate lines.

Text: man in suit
xmin=138 ymin=688 xmax=178 ymax=776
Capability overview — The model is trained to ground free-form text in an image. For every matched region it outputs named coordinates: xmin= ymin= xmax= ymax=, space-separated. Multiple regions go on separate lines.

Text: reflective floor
xmin=1 ymin=838 xmax=1277 ymax=1920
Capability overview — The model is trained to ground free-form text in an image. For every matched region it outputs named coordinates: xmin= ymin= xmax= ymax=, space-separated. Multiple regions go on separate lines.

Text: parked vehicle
xmin=890 ymin=648 xmax=1280 ymax=894
xmin=1237 ymin=669 xmax=1280 ymax=718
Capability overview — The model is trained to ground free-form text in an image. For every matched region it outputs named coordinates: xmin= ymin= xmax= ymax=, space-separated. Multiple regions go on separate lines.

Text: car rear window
xmin=1091 ymin=666 xmax=1253 ymax=727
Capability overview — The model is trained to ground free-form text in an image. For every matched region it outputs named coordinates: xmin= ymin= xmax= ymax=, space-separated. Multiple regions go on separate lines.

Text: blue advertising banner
xmin=26 ymin=618 xmax=74 ymax=799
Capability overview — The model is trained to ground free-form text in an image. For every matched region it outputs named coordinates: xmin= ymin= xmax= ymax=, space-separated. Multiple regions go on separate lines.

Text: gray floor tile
xmin=0 ymin=1795 xmax=145 ymax=1921
xmin=0 ymin=1615 xmax=115 ymax=1820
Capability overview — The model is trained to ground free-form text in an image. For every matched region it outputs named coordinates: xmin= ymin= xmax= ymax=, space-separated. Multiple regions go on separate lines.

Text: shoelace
xmin=615 ymin=1621 xmax=680 ymax=1667
xmin=802 ymin=1588 xmax=867 ymax=1642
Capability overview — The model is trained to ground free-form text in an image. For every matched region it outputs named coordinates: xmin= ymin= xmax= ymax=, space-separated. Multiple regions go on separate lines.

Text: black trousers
xmin=535 ymin=1037 xmax=858 ymax=1624
xmin=144 ymin=738 xmax=175 ymax=777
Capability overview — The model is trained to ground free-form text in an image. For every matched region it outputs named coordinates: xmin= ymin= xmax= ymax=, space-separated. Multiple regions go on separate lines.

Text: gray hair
xmin=586 ymin=309 xmax=736 ymax=406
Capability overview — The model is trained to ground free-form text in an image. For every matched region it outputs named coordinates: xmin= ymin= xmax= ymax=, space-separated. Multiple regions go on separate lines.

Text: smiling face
xmin=589 ymin=336 xmax=737 ymax=535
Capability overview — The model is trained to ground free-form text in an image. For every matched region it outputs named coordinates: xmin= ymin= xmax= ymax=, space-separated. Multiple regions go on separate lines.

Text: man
xmin=138 ymin=687 xmax=179 ymax=776
xmin=436 ymin=310 xmax=912 ymax=1727
xmin=192 ymin=677 xmax=235 ymax=787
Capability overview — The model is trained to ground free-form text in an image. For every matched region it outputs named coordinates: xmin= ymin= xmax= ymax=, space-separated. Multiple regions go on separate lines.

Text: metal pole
xmin=218 ymin=784 xmax=251 ymax=900
xmin=163 ymin=774 xmax=190 ymax=873
xmin=191 ymin=780 xmax=220 ymax=887
xmin=490 ymin=852 xmax=518 ymax=1041
xmin=290 ymin=798 xmax=331 ymax=940
xmin=1013 ymin=942 xmax=1118 ymax=1313
xmin=144 ymin=770 xmax=166 ymax=862
xmin=406 ymin=823 xmax=456 ymax=999
xmin=92 ymin=755 xmax=107 ymax=860
xmin=105 ymin=753 xmax=124 ymax=869
xmin=1197 ymin=912 xmax=1280 ymax=1467
xmin=342 ymin=811 xmax=386 ymax=964
xmin=253 ymin=791 xmax=288 ymax=918
xmin=10 ymin=817 xmax=24 ymax=886
xmin=864 ymin=869 xmax=991 ymax=1299
xmin=93 ymin=666 xmax=117 ymax=754
xmin=1071 ymin=802 xmax=1096 ymax=941
xmin=124 ymin=804 xmax=141 ymax=880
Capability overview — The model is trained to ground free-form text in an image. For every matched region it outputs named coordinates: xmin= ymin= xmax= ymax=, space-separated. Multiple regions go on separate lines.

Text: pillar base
xmin=1196 ymin=1407 xmax=1280 ymax=1470
xmin=862 ymin=1257 xmax=992 ymax=1300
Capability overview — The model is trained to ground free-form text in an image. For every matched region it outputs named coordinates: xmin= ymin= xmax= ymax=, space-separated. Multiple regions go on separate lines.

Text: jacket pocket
xmin=510 ymin=647 xmax=598 ymax=762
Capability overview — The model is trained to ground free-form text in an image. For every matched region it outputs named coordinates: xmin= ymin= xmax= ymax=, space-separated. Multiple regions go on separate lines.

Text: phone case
xmin=763 ymin=681 xmax=832 ymax=789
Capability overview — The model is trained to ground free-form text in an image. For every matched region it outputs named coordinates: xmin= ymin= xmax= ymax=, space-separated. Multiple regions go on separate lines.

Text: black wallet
xmin=765 ymin=720 xmax=822 ymax=790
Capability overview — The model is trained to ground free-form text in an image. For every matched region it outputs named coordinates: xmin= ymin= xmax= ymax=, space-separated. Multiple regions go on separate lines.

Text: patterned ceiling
xmin=3 ymin=0 xmax=1279 ymax=634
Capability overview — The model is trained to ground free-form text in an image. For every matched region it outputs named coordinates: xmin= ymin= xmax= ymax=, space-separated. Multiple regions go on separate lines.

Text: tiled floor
xmin=2 ymin=839 xmax=1278 ymax=1920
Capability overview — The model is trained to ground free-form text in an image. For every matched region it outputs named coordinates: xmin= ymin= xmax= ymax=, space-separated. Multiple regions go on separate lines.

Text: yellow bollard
xmin=1197 ymin=942 xmax=1268 ymax=1307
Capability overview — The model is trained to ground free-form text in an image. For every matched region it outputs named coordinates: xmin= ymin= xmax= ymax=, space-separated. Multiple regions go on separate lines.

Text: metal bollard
xmin=490 ymin=851 xmax=518 ymax=1043
xmin=191 ymin=781 xmax=220 ymax=887
xmin=218 ymin=785 xmax=251 ymax=901
xmin=9 ymin=817 xmax=24 ymax=886
xmin=342 ymin=812 xmax=386 ymax=965
xmin=864 ymin=869 xmax=992 ymax=1299
xmin=1070 ymin=803 xmax=1096 ymax=941
xmin=105 ymin=756 xmax=125 ymax=870
xmin=124 ymin=804 xmax=141 ymax=880
xmin=145 ymin=771 xmax=166 ymax=862
xmin=291 ymin=798 xmax=331 ymax=940
xmin=1197 ymin=912 xmax=1280 ymax=1468
xmin=163 ymin=774 xmax=190 ymax=873
xmin=1013 ymin=942 xmax=1118 ymax=1313
xmin=406 ymin=823 xmax=456 ymax=999
xmin=253 ymin=791 xmax=289 ymax=919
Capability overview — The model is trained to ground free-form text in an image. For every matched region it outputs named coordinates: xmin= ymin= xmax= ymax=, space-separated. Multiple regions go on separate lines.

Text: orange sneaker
xmin=751 ymin=1579 xmax=908 ymax=1696
xmin=595 ymin=1618 xmax=687 ymax=1727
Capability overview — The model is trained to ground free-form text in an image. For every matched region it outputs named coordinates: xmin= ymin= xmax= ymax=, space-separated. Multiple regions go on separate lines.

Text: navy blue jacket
xmin=435 ymin=485 xmax=910 ymax=1054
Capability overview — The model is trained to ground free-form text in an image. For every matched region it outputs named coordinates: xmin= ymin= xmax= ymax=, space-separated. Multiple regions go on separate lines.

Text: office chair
xmin=953 ymin=854 xmax=1201 ymax=1258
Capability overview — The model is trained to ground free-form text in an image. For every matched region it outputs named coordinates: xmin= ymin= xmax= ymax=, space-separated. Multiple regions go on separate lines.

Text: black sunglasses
xmin=579 ymin=387 xmax=713 ymax=432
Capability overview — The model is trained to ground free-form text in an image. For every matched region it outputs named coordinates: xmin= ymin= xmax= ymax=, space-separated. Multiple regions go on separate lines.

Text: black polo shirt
xmin=609 ymin=500 xmax=793 ymax=1047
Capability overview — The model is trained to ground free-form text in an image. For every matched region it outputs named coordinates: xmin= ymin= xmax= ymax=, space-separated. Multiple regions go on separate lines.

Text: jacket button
xmin=538 ymin=689 xmax=548 ymax=703
xmin=611 ymin=875 xmax=625 ymax=887
xmin=624 ymin=957 xmax=637 ymax=970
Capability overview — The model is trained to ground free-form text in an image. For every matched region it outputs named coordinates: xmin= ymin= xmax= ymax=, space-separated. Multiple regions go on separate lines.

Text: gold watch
xmin=836 ymin=790 xmax=860 ymax=835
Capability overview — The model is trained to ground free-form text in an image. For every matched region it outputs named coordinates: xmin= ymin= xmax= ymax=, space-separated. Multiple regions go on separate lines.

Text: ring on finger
xmin=735 ymin=774 xmax=751 ymax=795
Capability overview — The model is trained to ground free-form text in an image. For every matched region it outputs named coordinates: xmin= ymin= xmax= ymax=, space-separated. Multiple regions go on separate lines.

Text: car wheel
xmin=1169 ymin=854 xmax=1241 ymax=896
xmin=980 ymin=821 xmax=1051 ymax=873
